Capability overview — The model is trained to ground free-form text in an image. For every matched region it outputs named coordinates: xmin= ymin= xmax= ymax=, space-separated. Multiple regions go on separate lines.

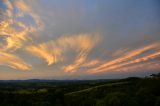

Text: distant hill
xmin=0 ymin=74 xmax=159 ymax=106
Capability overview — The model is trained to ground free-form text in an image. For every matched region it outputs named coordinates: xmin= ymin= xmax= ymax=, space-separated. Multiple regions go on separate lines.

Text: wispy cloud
xmin=88 ymin=42 xmax=160 ymax=74
xmin=112 ymin=48 xmax=129 ymax=56
xmin=81 ymin=60 xmax=99 ymax=67
xmin=63 ymin=34 xmax=99 ymax=73
xmin=0 ymin=0 xmax=41 ymax=70
xmin=0 ymin=0 xmax=159 ymax=79
xmin=0 ymin=51 xmax=31 ymax=70
xmin=0 ymin=0 xmax=42 ymax=51
xmin=114 ymin=61 xmax=160 ymax=72
xmin=26 ymin=33 xmax=100 ymax=72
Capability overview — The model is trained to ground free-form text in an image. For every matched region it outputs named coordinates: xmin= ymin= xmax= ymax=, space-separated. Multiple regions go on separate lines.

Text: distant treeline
xmin=0 ymin=73 xmax=160 ymax=106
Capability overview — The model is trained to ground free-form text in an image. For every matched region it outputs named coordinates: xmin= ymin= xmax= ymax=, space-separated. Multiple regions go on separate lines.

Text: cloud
xmin=112 ymin=48 xmax=129 ymax=56
xmin=81 ymin=60 xmax=99 ymax=67
xmin=0 ymin=0 xmax=160 ymax=79
xmin=64 ymin=52 xmax=88 ymax=73
xmin=26 ymin=33 xmax=100 ymax=72
xmin=0 ymin=0 xmax=41 ymax=70
xmin=63 ymin=34 xmax=99 ymax=73
xmin=88 ymin=42 xmax=160 ymax=74
xmin=64 ymin=59 xmax=100 ymax=73
xmin=0 ymin=51 xmax=31 ymax=70
xmin=26 ymin=42 xmax=62 ymax=65
xmin=114 ymin=61 xmax=160 ymax=73
xmin=0 ymin=0 xmax=42 ymax=51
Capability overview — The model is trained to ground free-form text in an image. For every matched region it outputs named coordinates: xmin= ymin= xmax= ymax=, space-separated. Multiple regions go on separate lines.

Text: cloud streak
xmin=0 ymin=0 xmax=42 ymax=51
xmin=0 ymin=51 xmax=31 ymax=70
xmin=0 ymin=0 xmax=41 ymax=70
xmin=114 ymin=61 xmax=160 ymax=73
xmin=26 ymin=33 xmax=99 ymax=72
xmin=88 ymin=42 xmax=160 ymax=74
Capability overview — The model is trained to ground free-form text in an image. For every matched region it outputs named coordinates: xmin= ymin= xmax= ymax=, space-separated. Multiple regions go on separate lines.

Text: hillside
xmin=64 ymin=77 xmax=160 ymax=106
xmin=0 ymin=76 xmax=160 ymax=106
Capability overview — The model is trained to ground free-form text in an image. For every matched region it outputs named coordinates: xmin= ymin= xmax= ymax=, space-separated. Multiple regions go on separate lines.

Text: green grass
xmin=66 ymin=81 xmax=129 ymax=95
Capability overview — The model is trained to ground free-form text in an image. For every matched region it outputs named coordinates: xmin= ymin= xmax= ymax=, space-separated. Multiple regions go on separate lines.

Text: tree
xmin=96 ymin=92 xmax=137 ymax=106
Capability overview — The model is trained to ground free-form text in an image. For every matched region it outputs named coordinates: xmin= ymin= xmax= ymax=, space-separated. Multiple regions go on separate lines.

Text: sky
xmin=0 ymin=0 xmax=160 ymax=80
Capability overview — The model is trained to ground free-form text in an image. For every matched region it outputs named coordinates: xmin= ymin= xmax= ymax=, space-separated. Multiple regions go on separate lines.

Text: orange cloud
xmin=88 ymin=42 xmax=160 ymax=74
xmin=26 ymin=33 xmax=100 ymax=72
xmin=82 ymin=60 xmax=99 ymax=67
xmin=62 ymin=34 xmax=99 ymax=73
xmin=90 ymin=51 xmax=160 ymax=74
xmin=26 ymin=43 xmax=62 ymax=65
xmin=0 ymin=51 xmax=31 ymax=70
xmin=0 ymin=0 xmax=42 ymax=71
xmin=114 ymin=61 xmax=160 ymax=72
xmin=0 ymin=0 xmax=42 ymax=51
xmin=112 ymin=48 xmax=129 ymax=56
xmin=64 ymin=52 xmax=88 ymax=73
xmin=64 ymin=57 xmax=99 ymax=73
